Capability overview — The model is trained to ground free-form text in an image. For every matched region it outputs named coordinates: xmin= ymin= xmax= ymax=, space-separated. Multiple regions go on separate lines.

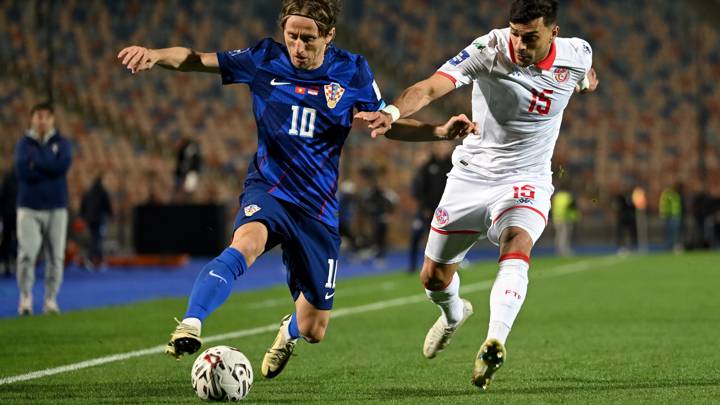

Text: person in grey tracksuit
xmin=14 ymin=102 xmax=73 ymax=315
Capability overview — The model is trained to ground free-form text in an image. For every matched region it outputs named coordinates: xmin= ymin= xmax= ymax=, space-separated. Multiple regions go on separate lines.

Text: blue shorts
xmin=234 ymin=186 xmax=340 ymax=310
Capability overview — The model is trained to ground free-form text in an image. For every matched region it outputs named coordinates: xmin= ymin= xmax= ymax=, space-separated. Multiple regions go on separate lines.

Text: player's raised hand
xmin=435 ymin=114 xmax=476 ymax=140
xmin=586 ymin=67 xmax=599 ymax=92
xmin=354 ymin=111 xmax=393 ymax=138
xmin=117 ymin=46 xmax=158 ymax=74
xmin=577 ymin=67 xmax=599 ymax=93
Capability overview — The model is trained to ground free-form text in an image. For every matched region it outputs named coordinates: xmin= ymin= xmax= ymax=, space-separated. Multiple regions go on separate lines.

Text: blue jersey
xmin=218 ymin=38 xmax=384 ymax=228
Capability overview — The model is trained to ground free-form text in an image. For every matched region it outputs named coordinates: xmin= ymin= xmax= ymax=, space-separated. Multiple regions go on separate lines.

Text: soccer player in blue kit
xmin=118 ymin=0 xmax=473 ymax=379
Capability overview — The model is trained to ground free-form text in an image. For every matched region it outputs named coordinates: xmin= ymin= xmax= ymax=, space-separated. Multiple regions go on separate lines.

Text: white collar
xmin=27 ymin=128 xmax=57 ymax=144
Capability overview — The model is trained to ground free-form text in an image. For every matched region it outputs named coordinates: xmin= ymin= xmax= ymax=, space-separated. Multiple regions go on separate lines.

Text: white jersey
xmin=437 ymin=28 xmax=593 ymax=182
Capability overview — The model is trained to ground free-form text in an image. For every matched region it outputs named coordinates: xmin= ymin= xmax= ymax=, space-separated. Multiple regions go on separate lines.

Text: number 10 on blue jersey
xmin=289 ymin=105 xmax=317 ymax=138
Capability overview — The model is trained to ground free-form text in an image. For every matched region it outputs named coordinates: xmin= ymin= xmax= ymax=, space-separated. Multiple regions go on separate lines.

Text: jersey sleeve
xmin=217 ymin=38 xmax=271 ymax=85
xmin=568 ymin=37 xmax=593 ymax=76
xmin=436 ymin=32 xmax=498 ymax=88
xmin=353 ymin=57 xmax=385 ymax=112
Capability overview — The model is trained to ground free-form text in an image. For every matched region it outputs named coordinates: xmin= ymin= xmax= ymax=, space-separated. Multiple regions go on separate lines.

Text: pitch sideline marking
xmin=0 ymin=256 xmax=625 ymax=385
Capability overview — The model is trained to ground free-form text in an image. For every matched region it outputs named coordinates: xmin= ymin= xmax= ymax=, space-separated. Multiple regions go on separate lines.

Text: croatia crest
xmin=434 ymin=207 xmax=450 ymax=226
xmin=244 ymin=204 xmax=261 ymax=217
xmin=554 ymin=67 xmax=569 ymax=83
xmin=324 ymin=82 xmax=345 ymax=109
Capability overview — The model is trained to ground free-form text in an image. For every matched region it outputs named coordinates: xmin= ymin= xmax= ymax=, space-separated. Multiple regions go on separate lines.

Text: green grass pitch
xmin=1 ymin=252 xmax=719 ymax=404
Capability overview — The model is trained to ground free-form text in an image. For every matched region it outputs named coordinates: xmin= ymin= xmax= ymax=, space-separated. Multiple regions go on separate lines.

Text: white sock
xmin=425 ymin=272 xmax=464 ymax=326
xmin=182 ymin=317 xmax=202 ymax=334
xmin=486 ymin=258 xmax=529 ymax=345
xmin=280 ymin=320 xmax=293 ymax=342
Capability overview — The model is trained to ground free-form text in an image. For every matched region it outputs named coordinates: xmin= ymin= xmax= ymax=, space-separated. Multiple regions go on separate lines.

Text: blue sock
xmin=185 ymin=248 xmax=247 ymax=321
xmin=288 ymin=313 xmax=301 ymax=339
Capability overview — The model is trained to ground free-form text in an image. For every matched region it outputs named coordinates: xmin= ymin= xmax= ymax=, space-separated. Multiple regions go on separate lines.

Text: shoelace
xmin=268 ymin=341 xmax=296 ymax=364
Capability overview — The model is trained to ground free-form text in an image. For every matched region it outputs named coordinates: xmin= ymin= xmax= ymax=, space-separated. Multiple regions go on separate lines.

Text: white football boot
xmin=165 ymin=318 xmax=202 ymax=359
xmin=43 ymin=297 xmax=60 ymax=314
xmin=261 ymin=315 xmax=298 ymax=378
xmin=423 ymin=298 xmax=474 ymax=359
xmin=18 ymin=293 xmax=32 ymax=316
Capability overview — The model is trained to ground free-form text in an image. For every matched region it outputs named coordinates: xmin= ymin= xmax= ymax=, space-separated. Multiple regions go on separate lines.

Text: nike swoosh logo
xmin=209 ymin=270 xmax=227 ymax=284
xmin=325 ymin=292 xmax=335 ymax=300
xmin=271 ymin=78 xmax=291 ymax=86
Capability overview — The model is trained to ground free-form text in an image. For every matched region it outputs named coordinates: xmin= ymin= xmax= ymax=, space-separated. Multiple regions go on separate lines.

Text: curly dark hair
xmin=279 ymin=0 xmax=341 ymax=36
xmin=509 ymin=0 xmax=559 ymax=26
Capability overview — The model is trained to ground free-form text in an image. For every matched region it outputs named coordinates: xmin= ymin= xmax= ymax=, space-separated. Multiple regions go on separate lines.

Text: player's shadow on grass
xmin=490 ymin=377 xmax=720 ymax=395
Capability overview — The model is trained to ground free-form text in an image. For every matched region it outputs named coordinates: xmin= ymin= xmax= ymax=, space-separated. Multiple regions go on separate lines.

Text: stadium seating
xmin=1 ymin=0 xmax=718 ymax=248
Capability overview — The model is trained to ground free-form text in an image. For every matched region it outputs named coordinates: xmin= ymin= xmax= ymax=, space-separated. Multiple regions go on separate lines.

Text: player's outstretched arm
xmin=374 ymin=114 xmax=475 ymax=142
xmin=354 ymin=73 xmax=456 ymax=138
xmin=117 ymin=46 xmax=219 ymax=75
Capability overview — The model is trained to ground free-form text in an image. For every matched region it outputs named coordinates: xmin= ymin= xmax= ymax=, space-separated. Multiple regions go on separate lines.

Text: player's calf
xmin=297 ymin=316 xmax=327 ymax=343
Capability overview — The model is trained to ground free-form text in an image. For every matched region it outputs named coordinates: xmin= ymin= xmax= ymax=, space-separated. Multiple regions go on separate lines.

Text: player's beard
xmin=517 ymin=52 xmax=533 ymax=66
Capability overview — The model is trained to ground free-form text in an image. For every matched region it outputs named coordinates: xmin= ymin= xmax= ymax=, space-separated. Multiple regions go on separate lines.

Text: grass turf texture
xmin=1 ymin=252 xmax=719 ymax=404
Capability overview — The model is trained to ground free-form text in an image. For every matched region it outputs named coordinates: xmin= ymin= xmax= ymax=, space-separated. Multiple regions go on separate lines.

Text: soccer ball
xmin=191 ymin=345 xmax=253 ymax=401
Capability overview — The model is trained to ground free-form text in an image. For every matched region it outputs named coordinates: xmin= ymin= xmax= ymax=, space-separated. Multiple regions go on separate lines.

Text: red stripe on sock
xmin=498 ymin=253 xmax=530 ymax=264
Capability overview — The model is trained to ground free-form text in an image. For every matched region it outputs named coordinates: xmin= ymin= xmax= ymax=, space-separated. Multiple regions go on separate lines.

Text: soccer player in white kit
xmin=356 ymin=0 xmax=598 ymax=390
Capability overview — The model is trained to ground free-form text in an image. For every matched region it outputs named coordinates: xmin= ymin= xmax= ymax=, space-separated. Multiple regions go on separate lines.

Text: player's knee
xmin=298 ymin=321 xmax=326 ymax=343
xmin=420 ymin=264 xmax=452 ymax=291
xmin=229 ymin=239 xmax=262 ymax=266
xmin=500 ymin=227 xmax=533 ymax=252
xmin=230 ymin=224 xmax=268 ymax=265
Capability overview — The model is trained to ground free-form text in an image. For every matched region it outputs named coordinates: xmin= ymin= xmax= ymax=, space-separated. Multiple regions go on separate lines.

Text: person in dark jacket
xmin=614 ymin=188 xmax=637 ymax=252
xmin=408 ymin=143 xmax=453 ymax=272
xmin=359 ymin=166 xmax=397 ymax=262
xmin=0 ymin=167 xmax=17 ymax=276
xmin=174 ymin=136 xmax=202 ymax=199
xmin=80 ymin=174 xmax=113 ymax=269
xmin=14 ymin=102 xmax=73 ymax=315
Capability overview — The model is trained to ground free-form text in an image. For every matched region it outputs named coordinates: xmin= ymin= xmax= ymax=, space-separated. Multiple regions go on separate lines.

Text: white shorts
xmin=425 ymin=170 xmax=553 ymax=264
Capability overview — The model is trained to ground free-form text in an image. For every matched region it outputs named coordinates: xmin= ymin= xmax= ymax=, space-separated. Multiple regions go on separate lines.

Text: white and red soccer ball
xmin=191 ymin=345 xmax=253 ymax=401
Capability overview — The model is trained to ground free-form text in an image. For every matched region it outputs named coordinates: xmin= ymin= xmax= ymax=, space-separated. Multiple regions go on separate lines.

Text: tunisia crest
xmin=554 ymin=67 xmax=569 ymax=83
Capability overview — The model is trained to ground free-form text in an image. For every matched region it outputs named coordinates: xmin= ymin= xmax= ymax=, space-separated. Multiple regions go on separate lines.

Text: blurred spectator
xmin=338 ymin=180 xmax=359 ymax=254
xmin=359 ymin=166 xmax=397 ymax=263
xmin=80 ymin=174 xmax=113 ymax=270
xmin=614 ymin=188 xmax=637 ymax=252
xmin=659 ymin=184 xmax=682 ymax=252
xmin=408 ymin=144 xmax=453 ymax=273
xmin=14 ymin=102 xmax=73 ymax=315
xmin=632 ymin=186 xmax=648 ymax=253
xmin=551 ymin=189 xmax=578 ymax=256
xmin=0 ymin=167 xmax=18 ymax=277
xmin=174 ymin=136 xmax=202 ymax=200
xmin=690 ymin=185 xmax=712 ymax=249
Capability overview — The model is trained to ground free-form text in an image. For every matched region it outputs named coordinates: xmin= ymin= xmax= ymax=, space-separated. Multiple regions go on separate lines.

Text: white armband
xmin=381 ymin=104 xmax=401 ymax=123
xmin=576 ymin=75 xmax=590 ymax=92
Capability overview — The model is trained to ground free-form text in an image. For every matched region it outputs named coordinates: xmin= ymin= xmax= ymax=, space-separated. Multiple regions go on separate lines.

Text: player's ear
xmin=325 ymin=27 xmax=336 ymax=44
xmin=551 ymin=25 xmax=559 ymax=41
